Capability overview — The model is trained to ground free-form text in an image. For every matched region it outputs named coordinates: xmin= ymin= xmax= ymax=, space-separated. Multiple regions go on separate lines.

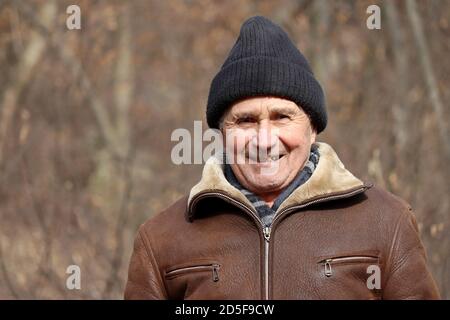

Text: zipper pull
xmin=263 ymin=226 xmax=271 ymax=242
xmin=324 ymin=259 xmax=332 ymax=277
xmin=212 ymin=264 xmax=220 ymax=282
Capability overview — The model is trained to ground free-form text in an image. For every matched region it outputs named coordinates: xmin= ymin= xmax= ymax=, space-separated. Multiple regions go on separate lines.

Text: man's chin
xmin=246 ymin=158 xmax=287 ymax=176
xmin=244 ymin=175 xmax=289 ymax=194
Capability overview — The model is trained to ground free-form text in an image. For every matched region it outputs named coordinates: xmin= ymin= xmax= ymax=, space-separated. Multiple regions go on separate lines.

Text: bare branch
xmin=0 ymin=241 xmax=21 ymax=298
xmin=0 ymin=1 xmax=54 ymax=169
xmin=406 ymin=0 xmax=450 ymax=160
xmin=14 ymin=0 xmax=125 ymax=160
xmin=103 ymin=6 xmax=135 ymax=296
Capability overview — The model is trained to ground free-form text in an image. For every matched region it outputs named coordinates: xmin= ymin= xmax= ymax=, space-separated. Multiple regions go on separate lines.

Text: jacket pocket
xmin=318 ymin=255 xmax=379 ymax=278
xmin=164 ymin=263 xmax=221 ymax=282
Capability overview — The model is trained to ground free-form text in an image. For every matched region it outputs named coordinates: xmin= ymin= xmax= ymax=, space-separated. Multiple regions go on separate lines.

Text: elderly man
xmin=124 ymin=16 xmax=439 ymax=299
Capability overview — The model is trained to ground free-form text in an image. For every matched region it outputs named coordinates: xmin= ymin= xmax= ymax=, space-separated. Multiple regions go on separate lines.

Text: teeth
xmin=248 ymin=155 xmax=283 ymax=162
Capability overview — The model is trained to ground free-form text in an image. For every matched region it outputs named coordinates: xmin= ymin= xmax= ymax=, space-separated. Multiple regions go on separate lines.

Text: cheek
xmin=279 ymin=127 xmax=311 ymax=150
xmin=225 ymin=129 xmax=253 ymax=153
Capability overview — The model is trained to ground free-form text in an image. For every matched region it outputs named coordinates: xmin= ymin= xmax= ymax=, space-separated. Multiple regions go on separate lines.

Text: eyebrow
xmin=227 ymin=104 xmax=300 ymax=121
xmin=230 ymin=111 xmax=259 ymax=119
xmin=268 ymin=105 xmax=298 ymax=115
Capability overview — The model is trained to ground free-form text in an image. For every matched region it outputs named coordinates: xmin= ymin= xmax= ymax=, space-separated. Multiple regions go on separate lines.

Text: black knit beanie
xmin=206 ymin=16 xmax=327 ymax=133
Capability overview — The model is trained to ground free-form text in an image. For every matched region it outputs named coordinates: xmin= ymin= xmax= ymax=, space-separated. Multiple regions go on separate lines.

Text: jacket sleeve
xmin=382 ymin=206 xmax=440 ymax=299
xmin=124 ymin=228 xmax=168 ymax=300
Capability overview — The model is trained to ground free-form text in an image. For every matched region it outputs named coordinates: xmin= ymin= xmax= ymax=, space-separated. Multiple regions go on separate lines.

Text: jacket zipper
xmin=263 ymin=226 xmax=271 ymax=299
xmin=165 ymin=263 xmax=221 ymax=282
xmin=320 ymin=256 xmax=379 ymax=277
xmin=189 ymin=185 xmax=370 ymax=299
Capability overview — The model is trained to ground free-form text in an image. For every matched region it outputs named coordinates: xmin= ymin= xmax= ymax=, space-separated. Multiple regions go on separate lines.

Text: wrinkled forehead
xmin=226 ymin=96 xmax=303 ymax=117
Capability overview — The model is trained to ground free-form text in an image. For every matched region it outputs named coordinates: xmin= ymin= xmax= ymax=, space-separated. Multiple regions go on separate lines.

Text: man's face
xmin=222 ymin=96 xmax=316 ymax=196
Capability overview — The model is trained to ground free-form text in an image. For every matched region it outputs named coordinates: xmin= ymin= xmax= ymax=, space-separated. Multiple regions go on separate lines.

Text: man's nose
xmin=255 ymin=122 xmax=277 ymax=150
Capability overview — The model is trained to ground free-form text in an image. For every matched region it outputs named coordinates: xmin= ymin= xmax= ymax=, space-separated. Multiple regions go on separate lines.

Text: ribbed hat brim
xmin=206 ymin=56 xmax=327 ymax=133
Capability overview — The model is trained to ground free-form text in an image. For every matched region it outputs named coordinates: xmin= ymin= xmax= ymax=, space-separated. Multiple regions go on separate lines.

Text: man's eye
xmin=237 ymin=117 xmax=256 ymax=124
xmin=275 ymin=114 xmax=290 ymax=121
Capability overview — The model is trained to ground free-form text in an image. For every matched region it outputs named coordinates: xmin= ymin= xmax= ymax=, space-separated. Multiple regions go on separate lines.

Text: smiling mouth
xmin=247 ymin=154 xmax=286 ymax=163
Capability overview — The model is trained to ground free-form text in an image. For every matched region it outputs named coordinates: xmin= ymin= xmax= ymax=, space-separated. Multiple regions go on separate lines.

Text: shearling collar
xmin=187 ymin=142 xmax=371 ymax=219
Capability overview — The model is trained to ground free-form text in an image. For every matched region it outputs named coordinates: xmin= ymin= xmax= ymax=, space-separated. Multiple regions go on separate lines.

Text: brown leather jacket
xmin=124 ymin=142 xmax=440 ymax=299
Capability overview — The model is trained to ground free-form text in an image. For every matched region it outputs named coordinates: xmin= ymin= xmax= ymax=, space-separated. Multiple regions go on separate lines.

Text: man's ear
xmin=310 ymin=126 xmax=317 ymax=144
